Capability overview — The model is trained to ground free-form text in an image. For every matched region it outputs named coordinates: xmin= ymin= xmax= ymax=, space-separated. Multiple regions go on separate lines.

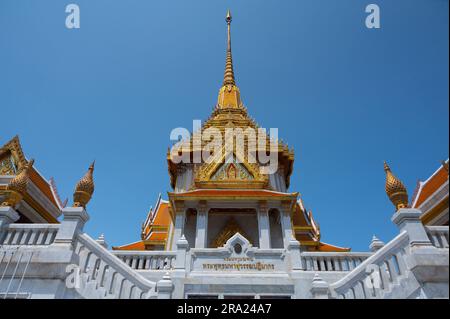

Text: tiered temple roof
xmin=115 ymin=11 xmax=349 ymax=252
xmin=411 ymin=159 xmax=449 ymax=225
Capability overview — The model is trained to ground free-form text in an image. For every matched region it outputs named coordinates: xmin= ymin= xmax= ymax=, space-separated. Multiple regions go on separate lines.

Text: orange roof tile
xmin=317 ymin=242 xmax=351 ymax=252
xmin=412 ymin=162 xmax=449 ymax=208
xmin=112 ymin=241 xmax=146 ymax=251
xmin=147 ymin=232 xmax=168 ymax=241
xmin=29 ymin=168 xmax=61 ymax=209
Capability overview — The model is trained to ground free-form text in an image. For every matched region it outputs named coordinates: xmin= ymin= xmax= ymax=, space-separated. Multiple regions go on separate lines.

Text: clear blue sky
xmin=0 ymin=0 xmax=448 ymax=251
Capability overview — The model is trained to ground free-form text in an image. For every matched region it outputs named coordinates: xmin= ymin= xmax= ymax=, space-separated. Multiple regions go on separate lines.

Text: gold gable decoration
xmin=0 ymin=136 xmax=28 ymax=175
xmin=0 ymin=154 xmax=18 ymax=175
xmin=194 ymin=142 xmax=268 ymax=189
xmin=213 ymin=217 xmax=251 ymax=248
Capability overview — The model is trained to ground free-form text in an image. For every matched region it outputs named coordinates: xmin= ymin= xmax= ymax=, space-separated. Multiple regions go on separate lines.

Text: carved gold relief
xmin=0 ymin=154 xmax=18 ymax=175
xmin=213 ymin=217 xmax=251 ymax=248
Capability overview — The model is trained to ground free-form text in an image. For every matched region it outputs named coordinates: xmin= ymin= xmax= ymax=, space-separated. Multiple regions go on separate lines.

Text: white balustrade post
xmin=289 ymin=240 xmax=304 ymax=270
xmin=310 ymin=273 xmax=330 ymax=299
xmin=393 ymin=209 xmax=448 ymax=297
xmin=391 ymin=208 xmax=432 ymax=247
xmin=0 ymin=206 xmax=19 ymax=243
xmin=195 ymin=201 xmax=208 ymax=248
xmin=175 ymin=235 xmax=189 ymax=270
xmin=54 ymin=206 xmax=90 ymax=245
xmin=279 ymin=201 xmax=304 ymax=269
xmin=257 ymin=201 xmax=271 ymax=249
xmin=157 ymin=272 xmax=173 ymax=299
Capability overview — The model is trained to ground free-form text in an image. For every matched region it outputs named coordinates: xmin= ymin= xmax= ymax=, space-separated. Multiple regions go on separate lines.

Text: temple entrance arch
xmin=207 ymin=208 xmax=258 ymax=248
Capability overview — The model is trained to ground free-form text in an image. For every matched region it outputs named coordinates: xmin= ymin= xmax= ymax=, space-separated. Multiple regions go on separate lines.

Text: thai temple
xmin=0 ymin=11 xmax=448 ymax=299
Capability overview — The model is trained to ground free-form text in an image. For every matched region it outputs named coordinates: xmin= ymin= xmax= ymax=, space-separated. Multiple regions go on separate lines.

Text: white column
xmin=195 ymin=201 xmax=208 ymax=248
xmin=280 ymin=201 xmax=295 ymax=248
xmin=171 ymin=201 xmax=186 ymax=250
xmin=257 ymin=201 xmax=271 ymax=249
xmin=391 ymin=208 xmax=432 ymax=247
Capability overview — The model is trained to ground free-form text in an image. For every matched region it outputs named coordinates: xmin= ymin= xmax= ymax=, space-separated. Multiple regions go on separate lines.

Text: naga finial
xmin=1 ymin=159 xmax=34 ymax=208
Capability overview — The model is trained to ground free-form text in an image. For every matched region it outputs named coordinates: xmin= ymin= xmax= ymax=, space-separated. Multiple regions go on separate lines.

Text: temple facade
xmin=0 ymin=11 xmax=448 ymax=299
xmin=113 ymin=10 xmax=344 ymax=255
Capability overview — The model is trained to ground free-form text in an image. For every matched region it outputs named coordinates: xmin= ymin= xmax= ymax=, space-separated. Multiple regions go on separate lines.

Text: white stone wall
xmin=1 ymin=206 xmax=448 ymax=299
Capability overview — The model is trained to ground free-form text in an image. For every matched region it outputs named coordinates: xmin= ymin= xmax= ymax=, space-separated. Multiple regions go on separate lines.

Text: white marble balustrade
xmin=426 ymin=226 xmax=449 ymax=248
xmin=329 ymin=231 xmax=410 ymax=299
xmin=0 ymin=224 xmax=60 ymax=246
xmin=301 ymin=252 xmax=372 ymax=272
xmin=112 ymin=251 xmax=177 ymax=270
xmin=74 ymin=233 xmax=158 ymax=299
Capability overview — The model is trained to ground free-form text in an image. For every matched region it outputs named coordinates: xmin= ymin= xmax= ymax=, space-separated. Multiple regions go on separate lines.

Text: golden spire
xmin=384 ymin=161 xmax=409 ymax=210
xmin=73 ymin=161 xmax=95 ymax=208
xmin=217 ymin=10 xmax=242 ymax=109
xmin=223 ymin=10 xmax=235 ymax=86
xmin=1 ymin=159 xmax=34 ymax=207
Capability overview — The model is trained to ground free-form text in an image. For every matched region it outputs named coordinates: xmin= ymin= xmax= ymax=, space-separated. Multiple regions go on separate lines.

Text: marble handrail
xmin=329 ymin=231 xmax=410 ymax=299
xmin=0 ymin=224 xmax=60 ymax=246
xmin=112 ymin=251 xmax=177 ymax=270
xmin=74 ymin=233 xmax=157 ymax=299
xmin=425 ymin=226 xmax=449 ymax=248
xmin=301 ymin=252 xmax=372 ymax=272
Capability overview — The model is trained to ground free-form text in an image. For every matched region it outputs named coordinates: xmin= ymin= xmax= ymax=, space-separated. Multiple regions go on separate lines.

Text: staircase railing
xmin=0 ymin=224 xmax=60 ymax=246
xmin=329 ymin=231 xmax=410 ymax=299
xmin=302 ymin=252 xmax=371 ymax=272
xmin=73 ymin=233 xmax=158 ymax=299
xmin=425 ymin=226 xmax=449 ymax=249
xmin=112 ymin=251 xmax=176 ymax=270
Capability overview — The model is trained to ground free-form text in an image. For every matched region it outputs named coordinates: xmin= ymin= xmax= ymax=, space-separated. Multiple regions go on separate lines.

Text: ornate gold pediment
xmin=0 ymin=136 xmax=27 ymax=176
xmin=194 ymin=142 xmax=268 ymax=189
xmin=212 ymin=217 xmax=251 ymax=248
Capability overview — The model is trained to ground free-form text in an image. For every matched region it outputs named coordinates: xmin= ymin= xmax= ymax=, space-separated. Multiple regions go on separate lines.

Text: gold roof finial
xmin=223 ymin=9 xmax=235 ymax=86
xmin=73 ymin=161 xmax=95 ymax=208
xmin=1 ymin=159 xmax=34 ymax=207
xmin=384 ymin=161 xmax=409 ymax=210
xmin=217 ymin=10 xmax=242 ymax=108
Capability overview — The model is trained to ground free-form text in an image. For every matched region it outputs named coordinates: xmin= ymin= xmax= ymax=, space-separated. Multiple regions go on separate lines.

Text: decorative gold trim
xmin=0 ymin=185 xmax=58 ymax=224
xmin=168 ymin=193 xmax=298 ymax=202
xmin=212 ymin=217 xmax=250 ymax=248
xmin=143 ymin=240 xmax=167 ymax=246
xmin=0 ymin=136 xmax=28 ymax=173
xmin=293 ymin=226 xmax=314 ymax=231
xmin=299 ymin=241 xmax=320 ymax=246
xmin=194 ymin=141 xmax=268 ymax=189
xmin=149 ymin=225 xmax=169 ymax=231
